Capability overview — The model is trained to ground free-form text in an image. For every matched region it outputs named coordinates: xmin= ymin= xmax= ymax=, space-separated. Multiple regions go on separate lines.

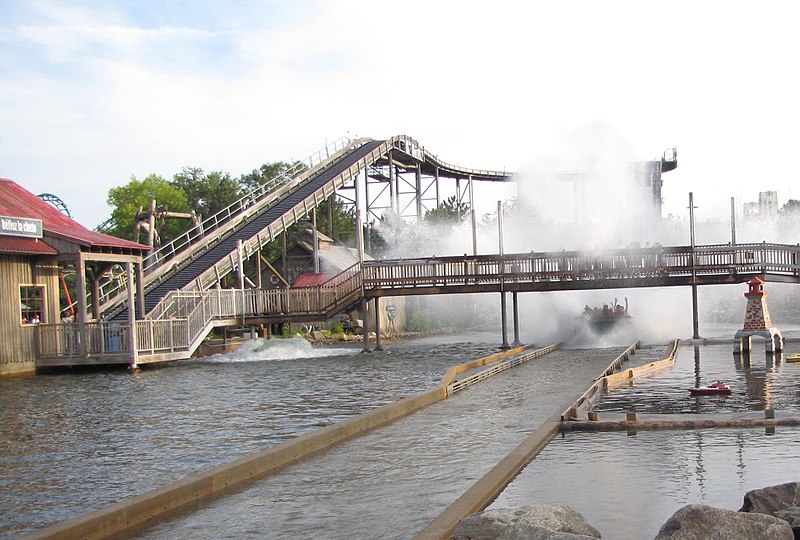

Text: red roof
xmin=0 ymin=178 xmax=148 ymax=252
xmin=293 ymin=273 xmax=332 ymax=287
xmin=0 ymin=236 xmax=58 ymax=255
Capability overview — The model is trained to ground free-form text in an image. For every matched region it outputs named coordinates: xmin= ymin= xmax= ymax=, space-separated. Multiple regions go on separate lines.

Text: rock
xmin=656 ymin=504 xmax=793 ymax=539
xmin=773 ymin=507 xmax=800 ymax=539
xmin=740 ymin=482 xmax=800 ymax=515
xmin=452 ymin=505 xmax=601 ymax=539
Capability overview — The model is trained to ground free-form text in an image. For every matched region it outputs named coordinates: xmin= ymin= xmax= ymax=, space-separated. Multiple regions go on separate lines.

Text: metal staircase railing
xmin=38 ymin=263 xmax=364 ymax=361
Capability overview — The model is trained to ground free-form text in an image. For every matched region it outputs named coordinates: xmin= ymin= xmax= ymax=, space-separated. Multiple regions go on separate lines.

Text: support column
xmin=470 ymin=176 xmax=477 ymax=256
xmin=689 ymin=192 xmax=700 ymax=339
xmin=498 ymin=200 xmax=509 ymax=349
xmin=312 ymin=208 xmax=319 ymax=273
xmin=435 ymin=167 xmax=440 ymax=207
xmin=75 ymin=253 xmax=88 ymax=357
xmin=361 ymin=297 xmax=372 ymax=353
xmin=237 ymin=239 xmax=245 ymax=289
xmin=415 ymin=165 xmax=422 ymax=220
xmin=136 ymin=261 xmax=145 ymax=319
xmin=126 ymin=261 xmax=139 ymax=369
xmin=388 ymin=150 xmax=396 ymax=215
xmin=374 ymin=297 xmax=383 ymax=351
xmin=327 ymin=193 xmax=334 ymax=238
xmin=256 ymin=248 xmax=262 ymax=289
xmin=500 ymin=291 xmax=509 ymax=349
xmin=512 ymin=291 xmax=521 ymax=346
xmin=91 ymin=271 xmax=100 ymax=320
xmin=691 ymin=285 xmax=700 ymax=340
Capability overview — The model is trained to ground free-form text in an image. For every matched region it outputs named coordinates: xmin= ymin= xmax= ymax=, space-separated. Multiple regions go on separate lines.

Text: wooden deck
xmin=36 ymin=242 xmax=800 ymax=367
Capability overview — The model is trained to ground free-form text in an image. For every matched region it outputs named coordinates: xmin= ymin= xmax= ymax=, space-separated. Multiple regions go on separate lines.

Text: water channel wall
xmin=23 ymin=344 xmax=537 ymax=540
xmin=415 ymin=341 xmax=648 ymax=540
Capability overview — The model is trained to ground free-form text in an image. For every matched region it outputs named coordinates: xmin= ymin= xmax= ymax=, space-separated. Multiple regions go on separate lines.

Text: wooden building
xmin=0 ymin=179 xmax=149 ymax=376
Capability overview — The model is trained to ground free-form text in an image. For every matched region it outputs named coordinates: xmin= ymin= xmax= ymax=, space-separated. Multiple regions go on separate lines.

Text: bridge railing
xmin=39 ymin=263 xmax=366 ymax=360
xmin=362 ymin=243 xmax=800 ymax=290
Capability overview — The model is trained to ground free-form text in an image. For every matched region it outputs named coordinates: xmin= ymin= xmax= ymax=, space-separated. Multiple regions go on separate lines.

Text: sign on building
xmin=0 ymin=216 xmax=43 ymax=238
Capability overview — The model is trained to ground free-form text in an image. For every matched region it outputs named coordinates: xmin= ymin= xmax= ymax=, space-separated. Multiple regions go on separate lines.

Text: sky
xmin=2 ymin=0 xmax=799 ymax=230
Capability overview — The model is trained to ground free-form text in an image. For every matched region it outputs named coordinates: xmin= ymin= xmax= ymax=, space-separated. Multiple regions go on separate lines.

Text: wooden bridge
xmin=36 ymin=242 xmax=800 ymax=367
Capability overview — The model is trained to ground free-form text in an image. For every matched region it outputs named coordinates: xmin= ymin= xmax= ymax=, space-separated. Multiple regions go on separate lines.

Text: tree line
xmin=100 ymin=162 xmax=470 ymax=259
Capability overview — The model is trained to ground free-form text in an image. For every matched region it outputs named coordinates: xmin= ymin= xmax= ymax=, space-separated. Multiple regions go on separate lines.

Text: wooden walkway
xmin=36 ymin=242 xmax=800 ymax=367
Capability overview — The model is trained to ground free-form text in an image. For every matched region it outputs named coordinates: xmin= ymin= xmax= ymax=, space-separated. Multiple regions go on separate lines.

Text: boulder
xmin=656 ymin=504 xmax=793 ymax=539
xmin=740 ymin=482 xmax=800 ymax=515
xmin=773 ymin=507 xmax=800 ymax=539
xmin=452 ymin=505 xmax=601 ymax=540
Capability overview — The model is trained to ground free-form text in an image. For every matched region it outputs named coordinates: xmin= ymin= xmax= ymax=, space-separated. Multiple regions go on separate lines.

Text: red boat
xmin=689 ymin=381 xmax=732 ymax=396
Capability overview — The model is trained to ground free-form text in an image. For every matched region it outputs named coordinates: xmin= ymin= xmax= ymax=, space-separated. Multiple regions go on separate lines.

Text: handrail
xmin=361 ymin=243 xmax=800 ymax=291
xmin=182 ymin=139 xmax=391 ymax=296
xmin=96 ymin=136 xmax=358 ymax=309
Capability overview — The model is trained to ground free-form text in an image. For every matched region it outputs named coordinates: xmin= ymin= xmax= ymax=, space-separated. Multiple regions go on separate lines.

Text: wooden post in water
xmin=374 ymin=297 xmax=383 ymax=351
xmin=512 ymin=291 xmax=521 ymax=347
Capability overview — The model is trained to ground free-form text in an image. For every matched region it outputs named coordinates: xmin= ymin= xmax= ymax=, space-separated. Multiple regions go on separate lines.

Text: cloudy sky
xmin=1 ymin=1 xmax=798 ymax=228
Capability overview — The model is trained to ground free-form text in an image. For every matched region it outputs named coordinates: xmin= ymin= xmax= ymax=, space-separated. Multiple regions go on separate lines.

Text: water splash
xmin=204 ymin=338 xmax=358 ymax=363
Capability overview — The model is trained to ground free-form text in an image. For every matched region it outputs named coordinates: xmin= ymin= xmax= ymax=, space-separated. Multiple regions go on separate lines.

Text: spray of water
xmin=203 ymin=338 xmax=358 ymax=363
xmin=374 ymin=122 xmax=799 ymax=344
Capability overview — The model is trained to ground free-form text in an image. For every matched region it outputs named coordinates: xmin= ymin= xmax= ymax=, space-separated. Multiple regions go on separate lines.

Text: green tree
xmin=239 ymin=161 xmax=300 ymax=193
xmin=171 ymin=167 xmax=241 ymax=220
xmin=105 ymin=174 xmax=189 ymax=242
xmin=424 ymin=195 xmax=469 ymax=225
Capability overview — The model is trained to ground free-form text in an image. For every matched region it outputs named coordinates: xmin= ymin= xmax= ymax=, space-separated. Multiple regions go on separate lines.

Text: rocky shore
xmin=453 ymin=481 xmax=800 ymax=539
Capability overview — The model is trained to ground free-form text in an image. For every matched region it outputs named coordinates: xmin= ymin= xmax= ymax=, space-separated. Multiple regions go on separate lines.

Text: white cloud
xmin=2 ymin=0 xmax=800 ymax=229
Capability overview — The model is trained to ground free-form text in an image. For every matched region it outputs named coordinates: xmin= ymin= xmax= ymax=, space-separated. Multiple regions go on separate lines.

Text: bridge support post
xmin=512 ymin=292 xmax=521 ymax=347
xmin=691 ymin=284 xmax=700 ymax=340
xmin=500 ymin=292 xmax=510 ymax=349
xmin=126 ymin=261 xmax=139 ymax=370
xmin=374 ymin=298 xmax=383 ymax=351
xmin=361 ymin=298 xmax=372 ymax=353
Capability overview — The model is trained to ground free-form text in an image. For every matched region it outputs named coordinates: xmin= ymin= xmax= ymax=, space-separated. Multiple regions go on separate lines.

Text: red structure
xmin=734 ymin=277 xmax=783 ymax=354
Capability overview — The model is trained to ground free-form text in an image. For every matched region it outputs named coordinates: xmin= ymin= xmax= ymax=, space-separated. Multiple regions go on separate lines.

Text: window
xmin=20 ymin=285 xmax=45 ymax=325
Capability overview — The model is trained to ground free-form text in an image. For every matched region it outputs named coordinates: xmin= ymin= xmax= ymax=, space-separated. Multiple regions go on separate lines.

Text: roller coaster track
xmin=101 ymin=135 xmax=511 ymax=321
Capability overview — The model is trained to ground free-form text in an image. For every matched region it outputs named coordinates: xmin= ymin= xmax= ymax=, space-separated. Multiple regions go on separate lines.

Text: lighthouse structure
xmin=733 ymin=277 xmax=783 ymax=354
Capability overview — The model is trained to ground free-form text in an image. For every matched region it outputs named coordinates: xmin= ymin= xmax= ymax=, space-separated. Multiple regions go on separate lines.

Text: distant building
xmin=759 ymin=191 xmax=779 ymax=217
xmin=743 ymin=191 xmax=779 ymax=220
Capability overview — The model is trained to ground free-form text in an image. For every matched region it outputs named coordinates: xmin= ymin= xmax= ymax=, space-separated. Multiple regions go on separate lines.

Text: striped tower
xmin=734 ymin=277 xmax=783 ymax=354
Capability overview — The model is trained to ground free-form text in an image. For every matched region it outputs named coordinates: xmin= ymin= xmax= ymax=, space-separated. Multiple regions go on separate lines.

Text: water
xmin=0 ymin=335 xmax=504 ymax=538
xmin=489 ymin=341 xmax=800 ymax=540
xmin=2 ymin=332 xmax=798 ymax=539
xmin=138 ymin=344 xmax=643 ymax=539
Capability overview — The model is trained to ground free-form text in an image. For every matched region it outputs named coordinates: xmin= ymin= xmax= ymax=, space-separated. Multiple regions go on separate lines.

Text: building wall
xmin=0 ymin=255 xmax=59 ymax=376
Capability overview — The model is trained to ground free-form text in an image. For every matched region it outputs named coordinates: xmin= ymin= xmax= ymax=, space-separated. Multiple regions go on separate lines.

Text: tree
xmin=239 ymin=161 xmax=300 ymax=193
xmin=171 ymin=167 xmax=241 ymax=220
xmin=424 ymin=195 xmax=470 ymax=225
xmin=780 ymin=199 xmax=800 ymax=216
xmin=105 ymin=174 xmax=189 ymax=242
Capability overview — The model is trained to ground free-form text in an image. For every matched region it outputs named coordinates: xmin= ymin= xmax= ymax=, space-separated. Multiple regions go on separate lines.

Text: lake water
xmin=1 ymin=329 xmax=798 ymax=539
